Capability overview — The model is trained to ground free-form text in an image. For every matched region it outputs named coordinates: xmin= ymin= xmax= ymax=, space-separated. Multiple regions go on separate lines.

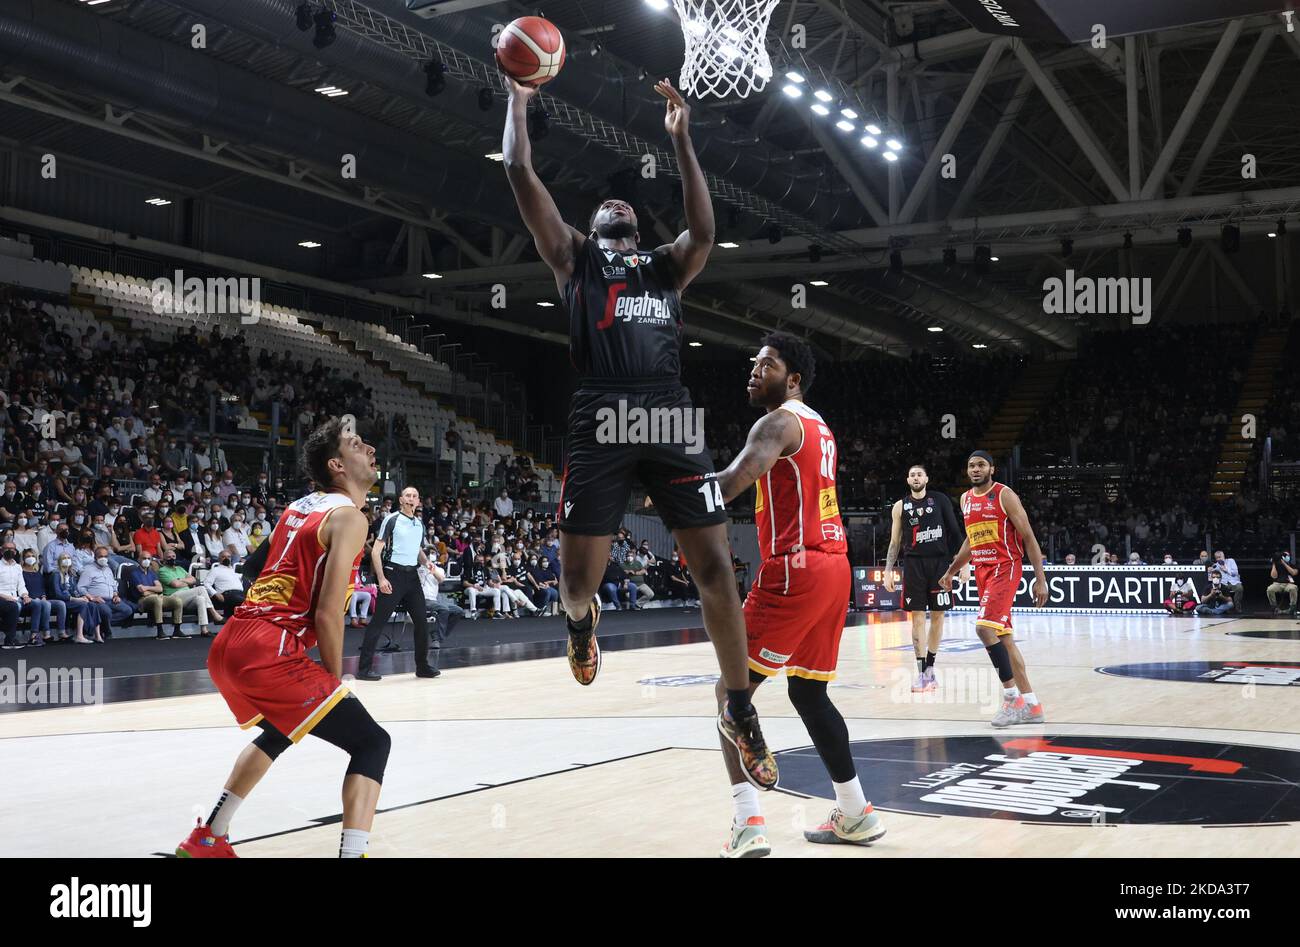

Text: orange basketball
xmin=496 ymin=16 xmax=566 ymax=87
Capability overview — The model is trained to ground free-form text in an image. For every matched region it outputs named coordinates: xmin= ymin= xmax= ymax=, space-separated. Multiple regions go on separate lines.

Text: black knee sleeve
xmin=786 ymin=676 xmax=856 ymax=784
xmin=985 ymin=639 xmax=1014 ymax=684
xmin=253 ymin=721 xmax=293 ymax=761
xmin=309 ymin=696 xmax=392 ymax=784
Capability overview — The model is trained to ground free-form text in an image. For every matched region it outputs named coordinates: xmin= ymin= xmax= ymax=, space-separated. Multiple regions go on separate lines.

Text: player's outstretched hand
xmin=1032 ymin=576 xmax=1048 ymax=607
xmin=502 ymin=71 xmax=539 ymax=102
xmin=654 ymin=78 xmax=690 ymax=138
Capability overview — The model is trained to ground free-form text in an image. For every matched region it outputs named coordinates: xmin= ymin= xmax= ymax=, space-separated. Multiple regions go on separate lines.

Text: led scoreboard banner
xmin=852 ymin=564 xmax=1218 ymax=614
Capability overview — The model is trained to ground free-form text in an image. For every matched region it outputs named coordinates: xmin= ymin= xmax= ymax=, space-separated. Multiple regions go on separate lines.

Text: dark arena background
xmin=0 ymin=0 xmax=1296 ymax=920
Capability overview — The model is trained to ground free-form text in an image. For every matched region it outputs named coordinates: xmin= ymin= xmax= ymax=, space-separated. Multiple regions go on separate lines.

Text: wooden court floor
xmin=1 ymin=612 xmax=1296 ymax=857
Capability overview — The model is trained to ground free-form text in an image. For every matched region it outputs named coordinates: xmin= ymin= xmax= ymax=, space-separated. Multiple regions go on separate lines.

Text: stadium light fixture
xmin=782 ymin=85 xmax=803 ymax=98
xmin=644 ymin=0 xmax=670 ymax=9
xmin=813 ymin=89 xmax=833 ymax=102
xmin=145 ymin=197 xmax=172 ymax=206
xmin=883 ymin=151 xmax=898 ymax=161
xmin=537 ymin=301 xmax=555 ymax=307
xmin=840 ymin=108 xmax=858 ymax=119
xmin=811 ymin=104 xmax=830 ymax=116
xmin=298 ymin=240 xmax=322 ymax=248
xmin=315 ymin=85 xmax=348 ymax=97
xmin=860 ymin=136 xmax=878 ymax=149
xmin=885 ymin=139 xmax=903 ymax=151
xmin=989 ymin=256 xmax=999 ymax=262
xmin=717 ymin=241 xmax=740 ymax=248
xmin=865 ymin=123 xmax=882 ymax=135
xmin=927 ymin=326 xmax=943 ymax=332
xmin=972 ymin=343 xmax=988 ymax=349
xmin=785 ymin=71 xmax=805 ymax=83
xmin=422 ymin=272 xmax=443 ymax=279
xmin=810 ymin=280 xmax=828 ymax=286
xmin=835 ymin=120 xmax=854 ymax=132
xmin=1268 ymin=231 xmax=1277 ymax=238
xmin=688 ymin=341 xmax=703 ymax=347
xmin=484 ymin=152 xmax=504 ymax=161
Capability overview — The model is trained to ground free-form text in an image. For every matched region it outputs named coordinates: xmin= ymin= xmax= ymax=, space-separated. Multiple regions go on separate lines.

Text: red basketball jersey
xmin=960 ymin=482 xmax=1024 ymax=567
xmin=235 ymin=491 xmax=360 ymax=649
xmin=753 ymin=400 xmax=847 ymax=561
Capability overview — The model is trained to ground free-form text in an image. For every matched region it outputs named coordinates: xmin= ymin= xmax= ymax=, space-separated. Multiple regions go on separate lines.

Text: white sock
xmin=339 ymin=828 xmax=369 ymax=858
xmin=207 ymin=790 xmax=243 ymax=838
xmin=833 ymin=776 xmax=868 ymax=814
xmin=1002 ymin=685 xmax=1020 ymax=700
xmin=731 ymin=782 xmax=762 ymax=826
xmin=1022 ymin=691 xmax=1039 ymax=707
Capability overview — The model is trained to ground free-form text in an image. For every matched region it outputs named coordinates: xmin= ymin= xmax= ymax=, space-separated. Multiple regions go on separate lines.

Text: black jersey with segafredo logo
xmin=901 ymin=490 xmax=960 ymax=558
xmin=562 ymin=237 xmax=683 ymax=383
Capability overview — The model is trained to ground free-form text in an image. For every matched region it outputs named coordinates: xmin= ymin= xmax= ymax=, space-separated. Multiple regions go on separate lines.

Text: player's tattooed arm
xmin=653 ymin=79 xmax=714 ymax=291
xmin=1000 ymin=487 xmax=1048 ymax=605
xmin=716 ymin=410 xmax=800 ymax=504
xmin=883 ymin=500 xmax=902 ymax=591
xmin=315 ymin=507 xmax=369 ymax=680
xmin=502 ymin=76 xmax=584 ymax=289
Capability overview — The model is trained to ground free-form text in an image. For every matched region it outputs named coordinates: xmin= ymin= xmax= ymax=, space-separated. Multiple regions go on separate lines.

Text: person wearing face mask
xmin=216 ymin=470 xmax=238 ymax=501
xmin=202 ymin=519 xmax=227 ymax=561
xmin=48 ymin=554 xmax=85 ymax=643
xmin=499 ymin=549 xmax=541 ymax=617
xmin=90 ymin=514 xmax=112 ymax=550
xmin=40 ymin=519 xmax=76 ymax=575
xmin=79 ymin=546 xmax=135 ymax=641
xmin=0 ymin=545 xmax=30 ymax=649
xmin=201 ymin=552 xmax=246 ymax=614
xmin=12 ymin=514 xmax=39 ymax=556
xmin=1 ymin=480 xmax=23 ymax=520
xmin=526 ymin=553 xmax=560 ymax=616
xmin=170 ymin=501 xmax=190 ymax=535
xmin=246 ymin=521 xmax=266 ymax=553
xmin=19 ymin=550 xmax=56 ymax=646
xmin=158 ymin=552 xmax=220 ymax=637
xmin=126 ymin=554 xmax=189 ymax=640
xmin=181 ymin=512 xmax=205 ymax=560
xmin=24 ymin=482 xmax=48 ymax=526
xmin=223 ymin=512 xmax=250 ymax=565
xmin=1267 ymin=551 xmax=1298 ymax=616
xmin=417 ymin=551 xmax=463 ymax=673
xmin=133 ymin=512 xmax=164 ymax=561
xmin=109 ymin=516 xmax=137 ymax=571
xmin=1211 ymin=550 xmax=1243 ymax=611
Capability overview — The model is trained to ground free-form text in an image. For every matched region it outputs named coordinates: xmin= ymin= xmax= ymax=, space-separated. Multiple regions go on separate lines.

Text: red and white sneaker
xmin=719 ymin=816 xmax=771 ymax=858
xmin=176 ymin=819 xmax=238 ymax=858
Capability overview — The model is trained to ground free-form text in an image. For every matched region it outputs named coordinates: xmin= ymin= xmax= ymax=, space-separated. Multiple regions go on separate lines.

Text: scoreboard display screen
xmin=853 ymin=567 xmax=901 ymax=611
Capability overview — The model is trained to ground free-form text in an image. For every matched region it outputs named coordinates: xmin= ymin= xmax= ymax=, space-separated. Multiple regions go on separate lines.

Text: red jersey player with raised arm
xmin=940 ymin=450 xmax=1049 ymax=728
xmin=712 ymin=333 xmax=887 ymax=858
xmin=176 ymin=419 xmax=392 ymax=858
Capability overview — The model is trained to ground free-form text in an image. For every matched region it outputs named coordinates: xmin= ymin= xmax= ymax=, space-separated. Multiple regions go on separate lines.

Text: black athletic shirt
xmin=901 ymin=490 xmax=962 ymax=558
xmin=562 ymin=237 xmax=683 ymax=384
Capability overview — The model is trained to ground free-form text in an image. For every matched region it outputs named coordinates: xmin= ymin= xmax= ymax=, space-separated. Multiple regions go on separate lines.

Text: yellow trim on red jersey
xmin=785 ymin=665 xmax=836 ymax=682
xmin=975 ymin=618 xmax=1013 ymax=636
xmin=747 ymin=657 xmax=782 ymax=677
xmin=237 ymin=713 xmax=265 ymax=730
xmin=288 ymin=684 xmax=351 ymax=744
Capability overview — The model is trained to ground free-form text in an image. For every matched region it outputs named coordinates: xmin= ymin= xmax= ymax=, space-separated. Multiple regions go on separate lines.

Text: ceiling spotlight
xmin=311 ymin=7 xmax=337 ymax=49
xmin=1122 ymin=232 xmax=1133 ymax=250
xmin=809 ymin=244 xmax=822 ymax=263
xmin=942 ymin=246 xmax=956 ymax=266
xmin=484 ymin=152 xmax=504 ymax=161
xmin=644 ymin=0 xmax=670 ymax=9
xmin=814 ymin=89 xmax=833 ymax=102
xmin=298 ymin=240 xmax=322 ymax=248
xmin=315 ymin=85 xmax=348 ymax=97
xmin=840 ymin=108 xmax=858 ymax=119
xmin=990 ymin=256 xmax=999 ymax=262
xmin=860 ymin=136 xmax=878 ymax=149
xmin=782 ymin=84 xmax=803 ymax=98
xmin=424 ymin=59 xmax=447 ymax=96
xmin=882 ymin=151 xmax=898 ymax=162
xmin=1268 ymin=231 xmax=1277 ymax=239
xmin=717 ymin=241 xmax=740 ymax=248
xmin=885 ymin=139 xmax=903 ymax=152
xmin=590 ymin=42 xmax=602 ymax=57
xmin=1060 ymin=238 xmax=1073 ymax=258
xmin=809 ymin=280 xmax=828 ymax=286
xmin=865 ymin=123 xmax=882 ymax=135
xmin=422 ymin=272 xmax=443 ymax=279
xmin=478 ymin=87 xmax=494 ymax=111
xmin=811 ymin=104 xmax=830 ymax=116
xmin=1177 ymin=227 xmax=1193 ymax=248
xmin=972 ymin=343 xmax=988 ymax=349
xmin=835 ymin=120 xmax=854 ymax=132
xmin=766 ymin=224 xmax=783 ymax=244
xmin=688 ymin=341 xmax=703 ymax=347
xmin=785 ymin=70 xmax=805 ymax=83
xmin=927 ymin=326 xmax=944 ymax=333
xmin=536 ymin=301 xmax=555 ymax=307
xmin=295 ymin=2 xmax=313 ymax=31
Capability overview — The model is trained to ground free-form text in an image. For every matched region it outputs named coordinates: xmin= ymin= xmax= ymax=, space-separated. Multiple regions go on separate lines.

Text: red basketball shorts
xmin=743 ymin=550 xmax=851 ymax=682
xmin=207 ymin=616 xmax=349 ymax=742
xmin=973 ymin=560 xmax=1023 ymax=636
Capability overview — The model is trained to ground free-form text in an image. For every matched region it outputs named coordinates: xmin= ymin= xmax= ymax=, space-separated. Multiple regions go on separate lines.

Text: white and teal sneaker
xmin=804 ymin=805 xmax=887 ymax=846
xmin=720 ymin=816 xmax=771 ymax=858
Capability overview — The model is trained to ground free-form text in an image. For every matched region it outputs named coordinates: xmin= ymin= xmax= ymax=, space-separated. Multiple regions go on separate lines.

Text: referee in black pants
xmin=357 ymin=486 xmax=436 ymax=681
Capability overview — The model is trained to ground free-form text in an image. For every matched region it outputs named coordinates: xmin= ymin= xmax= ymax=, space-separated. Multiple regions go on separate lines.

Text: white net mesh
xmin=672 ymin=0 xmax=781 ymax=99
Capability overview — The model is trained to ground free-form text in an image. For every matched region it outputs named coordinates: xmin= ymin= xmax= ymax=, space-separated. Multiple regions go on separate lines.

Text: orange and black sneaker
xmin=566 ymin=595 xmax=602 ymax=686
xmin=176 ymin=818 xmax=237 ymax=858
xmin=718 ymin=705 xmax=779 ymax=790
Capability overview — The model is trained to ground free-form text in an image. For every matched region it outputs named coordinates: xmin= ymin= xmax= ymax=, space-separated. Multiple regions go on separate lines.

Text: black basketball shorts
xmin=902 ymin=555 xmax=953 ymax=612
xmin=558 ymin=385 xmax=728 ymax=536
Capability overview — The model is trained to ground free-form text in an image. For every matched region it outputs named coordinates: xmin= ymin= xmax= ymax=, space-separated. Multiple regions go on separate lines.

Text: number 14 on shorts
xmin=698 ymin=479 xmax=724 ymax=512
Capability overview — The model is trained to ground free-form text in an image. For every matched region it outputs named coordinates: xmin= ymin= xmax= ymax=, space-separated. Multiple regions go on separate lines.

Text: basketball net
xmin=672 ymin=0 xmax=780 ymax=99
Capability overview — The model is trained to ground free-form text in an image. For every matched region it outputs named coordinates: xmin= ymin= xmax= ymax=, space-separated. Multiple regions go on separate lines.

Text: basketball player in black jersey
xmin=884 ymin=465 xmax=963 ymax=693
xmin=501 ymin=75 xmax=777 ymax=789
